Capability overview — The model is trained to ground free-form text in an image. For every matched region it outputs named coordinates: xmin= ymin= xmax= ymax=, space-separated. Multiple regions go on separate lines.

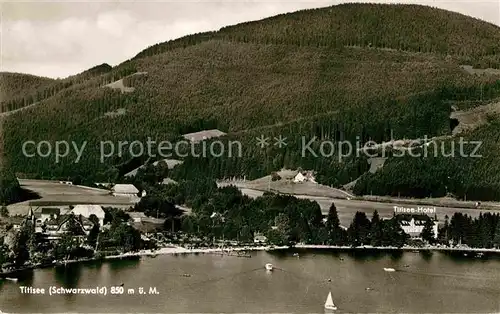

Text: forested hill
xmin=133 ymin=3 xmax=500 ymax=67
xmin=0 ymin=72 xmax=54 ymax=103
xmin=4 ymin=3 xmax=500 ymax=201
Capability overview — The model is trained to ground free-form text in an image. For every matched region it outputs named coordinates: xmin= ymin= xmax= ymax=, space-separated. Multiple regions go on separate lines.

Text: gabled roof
xmin=182 ymin=129 xmax=226 ymax=143
xmin=112 ymin=184 xmax=139 ymax=194
xmin=72 ymin=204 xmax=105 ymax=219
xmin=54 ymin=214 xmax=93 ymax=233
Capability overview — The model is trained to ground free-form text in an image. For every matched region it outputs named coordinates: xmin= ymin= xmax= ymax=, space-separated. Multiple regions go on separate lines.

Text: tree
xmin=0 ymin=244 xmax=9 ymax=265
xmin=88 ymin=214 xmax=100 ymax=226
xmin=271 ymin=172 xmax=281 ymax=181
xmin=347 ymin=212 xmax=371 ymax=246
xmin=86 ymin=224 xmax=100 ymax=247
xmin=326 ymin=202 xmax=344 ymax=245
xmin=12 ymin=221 xmax=34 ymax=266
xmin=369 ymin=210 xmax=382 ymax=246
xmin=381 ymin=218 xmax=408 ymax=247
xmin=0 ymin=205 xmax=9 ymax=217
xmin=54 ymin=233 xmax=77 ymax=260
xmin=267 ymin=213 xmax=292 ymax=245
xmin=0 ymin=170 xmax=22 ymax=205
xmin=493 ymin=221 xmax=500 ymax=249
xmin=181 ymin=215 xmax=195 ymax=234
xmin=109 ymin=223 xmax=142 ymax=252
xmin=421 ymin=219 xmax=435 ymax=244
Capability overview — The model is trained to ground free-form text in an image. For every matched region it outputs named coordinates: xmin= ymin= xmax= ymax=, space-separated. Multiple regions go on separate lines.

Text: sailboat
xmin=324 ymin=291 xmax=337 ymax=311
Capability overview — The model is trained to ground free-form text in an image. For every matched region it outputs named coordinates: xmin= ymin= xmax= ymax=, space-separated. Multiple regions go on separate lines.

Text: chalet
xmin=71 ymin=205 xmax=105 ymax=226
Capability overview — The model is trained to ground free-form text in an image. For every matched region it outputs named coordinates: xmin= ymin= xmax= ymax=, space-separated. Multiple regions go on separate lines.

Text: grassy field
xmin=6 ymin=180 xmax=136 ymax=216
xmin=233 ymin=187 xmax=500 ymax=227
xmin=219 ymin=169 xmax=353 ymax=199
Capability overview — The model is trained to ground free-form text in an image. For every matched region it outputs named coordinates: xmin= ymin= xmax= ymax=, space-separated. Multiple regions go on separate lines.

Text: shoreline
xmin=2 ymin=244 xmax=499 ymax=277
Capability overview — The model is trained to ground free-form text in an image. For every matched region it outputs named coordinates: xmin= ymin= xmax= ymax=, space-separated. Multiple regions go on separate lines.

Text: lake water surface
xmin=1 ymin=249 xmax=499 ymax=313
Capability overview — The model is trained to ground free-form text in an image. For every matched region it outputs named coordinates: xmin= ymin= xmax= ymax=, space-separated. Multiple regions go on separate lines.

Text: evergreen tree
xmin=325 ymin=202 xmax=343 ymax=245
xmin=0 ymin=205 xmax=9 ymax=217
xmin=421 ymin=219 xmax=435 ymax=244
xmin=493 ymin=222 xmax=500 ymax=249
xmin=347 ymin=212 xmax=371 ymax=246
xmin=369 ymin=210 xmax=382 ymax=246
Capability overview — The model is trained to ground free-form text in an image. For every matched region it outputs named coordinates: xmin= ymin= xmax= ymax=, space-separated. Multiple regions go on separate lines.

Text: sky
xmin=1 ymin=0 xmax=499 ymax=79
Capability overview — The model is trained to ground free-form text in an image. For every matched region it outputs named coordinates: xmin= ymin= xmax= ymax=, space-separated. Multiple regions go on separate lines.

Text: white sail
xmin=324 ymin=291 xmax=337 ymax=310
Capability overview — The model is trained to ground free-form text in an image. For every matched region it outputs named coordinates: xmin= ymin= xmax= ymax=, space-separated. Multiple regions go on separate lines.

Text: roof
xmin=153 ymin=159 xmax=184 ymax=168
xmin=161 ymin=178 xmax=178 ymax=185
xmin=112 ymin=184 xmax=139 ymax=194
xmin=71 ymin=205 xmax=105 ymax=219
xmin=41 ymin=208 xmax=60 ymax=215
xmin=396 ymin=214 xmax=434 ymax=223
xmin=182 ymin=129 xmax=226 ymax=143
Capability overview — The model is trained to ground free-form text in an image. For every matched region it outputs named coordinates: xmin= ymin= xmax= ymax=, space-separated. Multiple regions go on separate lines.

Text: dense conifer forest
xmin=4 ymin=3 xmax=500 ymax=200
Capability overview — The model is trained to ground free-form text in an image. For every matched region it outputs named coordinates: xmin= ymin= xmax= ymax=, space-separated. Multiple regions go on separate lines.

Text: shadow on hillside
xmin=12 ymin=187 xmax=42 ymax=204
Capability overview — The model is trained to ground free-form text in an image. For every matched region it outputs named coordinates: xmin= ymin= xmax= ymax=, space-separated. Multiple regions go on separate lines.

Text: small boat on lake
xmin=383 ymin=268 xmax=396 ymax=272
xmin=324 ymin=291 xmax=337 ymax=311
xmin=265 ymin=263 xmax=273 ymax=271
xmin=5 ymin=277 xmax=18 ymax=282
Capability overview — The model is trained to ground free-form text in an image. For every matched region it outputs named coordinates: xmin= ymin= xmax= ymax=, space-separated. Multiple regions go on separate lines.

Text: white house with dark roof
xmin=71 ymin=205 xmax=105 ymax=226
xmin=293 ymin=170 xmax=316 ymax=183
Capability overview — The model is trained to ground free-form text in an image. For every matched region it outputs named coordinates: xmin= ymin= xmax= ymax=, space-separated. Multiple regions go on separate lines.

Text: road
xmin=240 ymin=188 xmax=500 ymax=227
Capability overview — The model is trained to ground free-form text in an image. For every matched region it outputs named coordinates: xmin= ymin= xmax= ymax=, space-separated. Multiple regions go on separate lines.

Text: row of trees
xmin=130 ymin=172 xmax=500 ymax=249
xmin=131 ymin=4 xmax=500 ymax=61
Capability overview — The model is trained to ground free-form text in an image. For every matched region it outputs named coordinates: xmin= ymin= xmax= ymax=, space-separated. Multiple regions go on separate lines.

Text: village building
xmin=44 ymin=214 xmax=94 ymax=237
xmin=112 ymin=184 xmax=140 ymax=202
xmin=71 ymin=205 xmax=105 ymax=227
xmin=398 ymin=215 xmax=439 ymax=239
xmin=293 ymin=170 xmax=316 ymax=183
xmin=128 ymin=212 xmax=147 ymax=223
xmin=253 ymin=233 xmax=268 ymax=244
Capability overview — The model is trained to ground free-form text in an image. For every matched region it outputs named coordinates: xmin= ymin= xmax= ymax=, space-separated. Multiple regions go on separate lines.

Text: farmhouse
xmin=293 ymin=171 xmax=316 ymax=183
xmin=71 ymin=205 xmax=105 ymax=226
xmin=112 ymin=184 xmax=139 ymax=198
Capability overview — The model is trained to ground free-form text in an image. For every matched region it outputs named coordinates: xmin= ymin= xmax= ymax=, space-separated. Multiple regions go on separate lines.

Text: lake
xmin=1 ymin=249 xmax=500 ymax=313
